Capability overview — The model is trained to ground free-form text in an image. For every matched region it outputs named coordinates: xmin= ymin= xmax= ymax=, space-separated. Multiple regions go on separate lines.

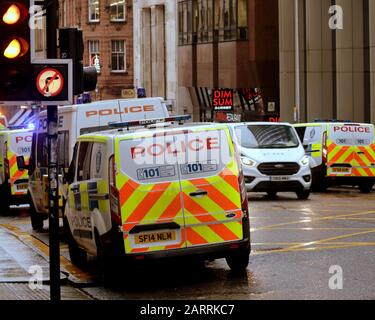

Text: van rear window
xmin=119 ymin=129 xmax=232 ymax=184
xmin=330 ymin=125 xmax=374 ymax=146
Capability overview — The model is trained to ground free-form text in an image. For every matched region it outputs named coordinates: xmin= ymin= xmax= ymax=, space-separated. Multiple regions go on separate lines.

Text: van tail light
xmin=322 ymin=131 xmax=328 ymax=164
xmin=109 ymin=155 xmax=121 ymax=226
xmin=233 ymin=144 xmax=249 ymax=214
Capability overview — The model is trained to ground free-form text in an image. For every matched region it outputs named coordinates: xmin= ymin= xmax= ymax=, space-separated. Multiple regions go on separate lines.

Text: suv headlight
xmin=300 ymin=156 xmax=310 ymax=166
xmin=241 ymin=156 xmax=257 ymax=167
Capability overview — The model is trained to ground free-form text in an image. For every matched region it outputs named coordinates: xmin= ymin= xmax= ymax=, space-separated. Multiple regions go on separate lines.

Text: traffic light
xmin=59 ymin=28 xmax=97 ymax=95
xmin=0 ymin=0 xmax=33 ymax=102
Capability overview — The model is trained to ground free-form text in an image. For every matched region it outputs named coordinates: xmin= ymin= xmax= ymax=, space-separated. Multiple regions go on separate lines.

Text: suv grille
xmin=258 ymin=162 xmax=300 ymax=176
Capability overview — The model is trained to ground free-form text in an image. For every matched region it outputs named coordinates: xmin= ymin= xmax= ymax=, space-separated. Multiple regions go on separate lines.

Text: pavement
xmin=0 ymin=210 xmax=92 ymax=300
xmin=0 ymin=187 xmax=374 ymax=300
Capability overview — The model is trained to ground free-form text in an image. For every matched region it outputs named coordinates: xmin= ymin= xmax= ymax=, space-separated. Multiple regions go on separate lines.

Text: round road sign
xmin=36 ymin=68 xmax=64 ymax=97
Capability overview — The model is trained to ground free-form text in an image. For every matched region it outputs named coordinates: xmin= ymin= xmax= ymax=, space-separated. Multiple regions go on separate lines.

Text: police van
xmin=294 ymin=121 xmax=375 ymax=193
xmin=0 ymin=129 xmax=32 ymax=212
xmin=63 ymin=116 xmax=251 ymax=274
xmin=228 ymin=122 xmax=312 ymax=199
xmin=17 ymin=98 xmax=170 ymax=230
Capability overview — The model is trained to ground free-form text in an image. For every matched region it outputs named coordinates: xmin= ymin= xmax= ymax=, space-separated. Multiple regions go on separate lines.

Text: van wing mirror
xmin=16 ymin=156 xmax=29 ymax=171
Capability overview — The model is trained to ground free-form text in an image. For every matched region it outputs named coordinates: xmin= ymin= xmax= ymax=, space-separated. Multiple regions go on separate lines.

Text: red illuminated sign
xmin=212 ymin=89 xmax=234 ymax=111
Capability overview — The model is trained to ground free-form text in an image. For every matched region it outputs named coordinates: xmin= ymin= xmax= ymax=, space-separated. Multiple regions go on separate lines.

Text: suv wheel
xmin=296 ymin=190 xmax=310 ymax=200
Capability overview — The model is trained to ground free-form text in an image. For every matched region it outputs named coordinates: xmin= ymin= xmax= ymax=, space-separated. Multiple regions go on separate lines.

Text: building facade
xmin=178 ymin=0 xmax=280 ymax=122
xmin=279 ymin=0 xmax=375 ymax=124
xmin=133 ymin=0 xmax=192 ymax=115
xmin=59 ymin=0 xmax=134 ymax=101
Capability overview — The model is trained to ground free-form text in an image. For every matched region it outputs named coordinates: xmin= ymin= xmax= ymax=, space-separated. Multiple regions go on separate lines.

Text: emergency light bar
xmin=108 ymin=115 xmax=192 ymax=130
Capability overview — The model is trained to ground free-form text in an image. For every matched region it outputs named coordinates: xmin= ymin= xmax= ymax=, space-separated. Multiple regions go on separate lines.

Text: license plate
xmin=331 ymin=167 xmax=351 ymax=174
xmin=270 ymin=176 xmax=290 ymax=182
xmin=134 ymin=230 xmax=177 ymax=245
xmin=16 ymin=184 xmax=28 ymax=190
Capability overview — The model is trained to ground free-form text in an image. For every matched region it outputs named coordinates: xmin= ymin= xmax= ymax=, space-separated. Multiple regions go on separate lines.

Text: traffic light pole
xmin=46 ymin=0 xmax=61 ymax=301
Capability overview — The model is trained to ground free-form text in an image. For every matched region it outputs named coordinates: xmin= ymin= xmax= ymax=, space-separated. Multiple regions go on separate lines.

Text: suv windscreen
xmin=235 ymin=125 xmax=300 ymax=149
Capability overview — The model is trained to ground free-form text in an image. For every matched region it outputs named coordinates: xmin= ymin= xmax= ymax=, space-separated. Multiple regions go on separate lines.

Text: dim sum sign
xmin=212 ymin=89 xmax=234 ymax=111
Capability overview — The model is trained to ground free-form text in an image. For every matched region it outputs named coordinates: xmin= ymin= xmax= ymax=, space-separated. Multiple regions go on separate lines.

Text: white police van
xmin=17 ymin=98 xmax=170 ymax=230
xmin=228 ymin=122 xmax=312 ymax=199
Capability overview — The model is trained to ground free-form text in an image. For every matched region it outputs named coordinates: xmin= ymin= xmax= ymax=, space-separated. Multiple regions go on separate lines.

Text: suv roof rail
xmin=108 ymin=115 xmax=192 ymax=131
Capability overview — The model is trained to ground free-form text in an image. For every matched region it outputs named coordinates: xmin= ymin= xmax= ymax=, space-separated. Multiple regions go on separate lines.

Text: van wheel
xmin=267 ymin=191 xmax=278 ymax=199
xmin=358 ymin=181 xmax=374 ymax=194
xmin=0 ymin=186 xmax=10 ymax=214
xmin=95 ymin=230 xmax=122 ymax=287
xmin=226 ymin=248 xmax=250 ymax=272
xmin=296 ymin=190 xmax=310 ymax=200
xmin=64 ymin=217 xmax=87 ymax=268
xmin=29 ymin=194 xmax=44 ymax=230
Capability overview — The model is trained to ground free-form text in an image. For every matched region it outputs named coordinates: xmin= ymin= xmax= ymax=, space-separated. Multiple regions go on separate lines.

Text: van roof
xmin=227 ymin=122 xmax=293 ymax=127
xmin=0 ymin=128 xmax=32 ymax=135
xmin=78 ymin=122 xmax=227 ymax=140
xmin=295 ymin=122 xmax=374 ymax=126
xmin=39 ymin=97 xmax=166 ymax=116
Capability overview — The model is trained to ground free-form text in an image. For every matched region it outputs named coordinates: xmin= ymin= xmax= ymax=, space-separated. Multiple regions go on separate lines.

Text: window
xmin=88 ymin=0 xmax=100 ymax=22
xmin=58 ymin=131 xmax=70 ymax=168
xmin=37 ymin=133 xmax=48 ymax=167
xmin=111 ymin=40 xmax=126 ymax=72
xmin=88 ymin=40 xmax=101 ymax=73
xmin=178 ymin=0 xmax=247 ymax=45
xmin=110 ymin=0 xmax=126 ymax=21
xmin=90 ymin=143 xmax=106 ymax=179
xmin=223 ymin=0 xmax=236 ymax=40
xmin=237 ymin=0 xmax=248 ymax=40
xmin=77 ymin=142 xmax=94 ymax=182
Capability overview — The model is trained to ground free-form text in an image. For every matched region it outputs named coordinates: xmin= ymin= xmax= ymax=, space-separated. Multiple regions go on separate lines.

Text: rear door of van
xmin=9 ymin=131 xmax=32 ymax=195
xmin=177 ymin=127 xmax=244 ymax=248
xmin=327 ymin=124 xmax=375 ymax=177
xmin=117 ymin=126 xmax=244 ymax=255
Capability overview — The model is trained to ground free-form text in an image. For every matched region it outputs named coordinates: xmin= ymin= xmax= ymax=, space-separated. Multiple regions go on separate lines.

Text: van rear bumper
xmin=124 ymin=238 xmax=251 ymax=262
xmin=104 ymin=217 xmax=251 ymax=262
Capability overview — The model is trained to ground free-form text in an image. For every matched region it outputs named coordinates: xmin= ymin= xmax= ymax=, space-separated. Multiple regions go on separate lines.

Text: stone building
xmin=133 ymin=0 xmax=193 ymax=115
xmin=59 ymin=0 xmax=134 ymax=101
xmin=177 ymin=0 xmax=280 ymax=122
xmin=280 ymin=0 xmax=375 ymax=124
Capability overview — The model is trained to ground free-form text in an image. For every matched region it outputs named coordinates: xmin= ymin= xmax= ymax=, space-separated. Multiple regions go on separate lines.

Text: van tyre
xmin=95 ymin=229 xmax=121 ymax=287
xmin=267 ymin=191 xmax=277 ymax=199
xmin=358 ymin=180 xmax=374 ymax=194
xmin=29 ymin=193 xmax=44 ymax=230
xmin=0 ymin=185 xmax=11 ymax=215
xmin=64 ymin=217 xmax=87 ymax=268
xmin=296 ymin=190 xmax=310 ymax=200
xmin=226 ymin=248 xmax=250 ymax=272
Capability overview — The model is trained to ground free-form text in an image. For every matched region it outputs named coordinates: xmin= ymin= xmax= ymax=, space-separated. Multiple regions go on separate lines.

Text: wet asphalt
xmin=0 ymin=187 xmax=374 ymax=300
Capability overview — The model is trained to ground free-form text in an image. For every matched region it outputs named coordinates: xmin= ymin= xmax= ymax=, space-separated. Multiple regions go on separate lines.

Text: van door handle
xmin=89 ymin=193 xmax=109 ymax=201
xmin=357 ymin=152 xmax=365 ymax=155
xmin=189 ymin=190 xmax=208 ymax=198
